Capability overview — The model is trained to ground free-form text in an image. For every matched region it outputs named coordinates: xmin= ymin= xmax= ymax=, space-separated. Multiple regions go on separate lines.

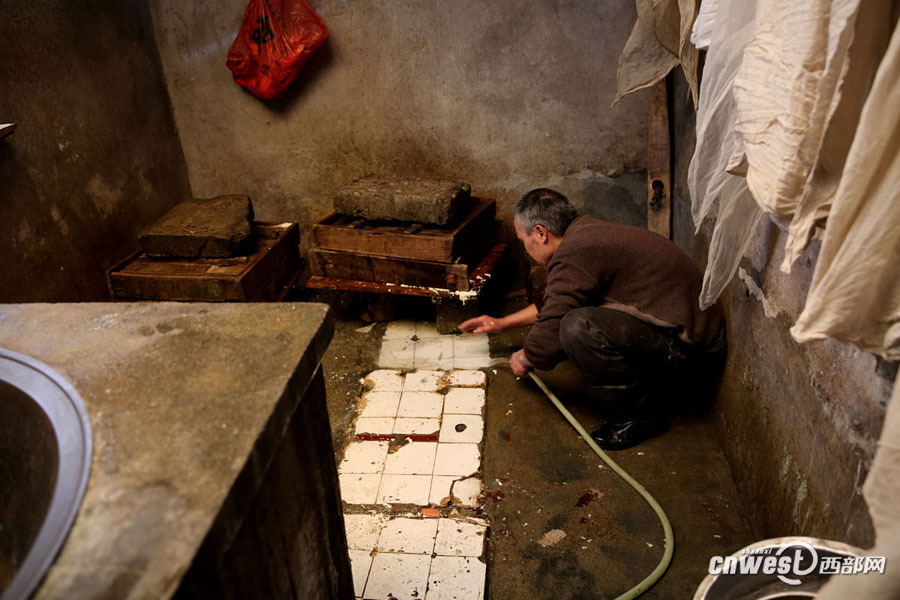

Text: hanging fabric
xmin=791 ymin=17 xmax=900 ymax=359
xmin=614 ymin=0 xmax=701 ymax=108
xmin=780 ymin=0 xmax=895 ymax=272
xmin=686 ymin=0 xmax=878 ymax=308
xmin=687 ymin=0 xmax=762 ymax=309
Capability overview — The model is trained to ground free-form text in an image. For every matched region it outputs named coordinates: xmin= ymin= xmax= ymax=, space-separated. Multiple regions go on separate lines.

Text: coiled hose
xmin=529 ymin=372 xmax=674 ymax=599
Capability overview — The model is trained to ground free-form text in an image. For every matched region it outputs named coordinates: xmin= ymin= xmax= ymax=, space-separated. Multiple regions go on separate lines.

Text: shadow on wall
xmin=263 ymin=39 xmax=336 ymax=115
xmin=581 ymin=171 xmax=647 ymax=229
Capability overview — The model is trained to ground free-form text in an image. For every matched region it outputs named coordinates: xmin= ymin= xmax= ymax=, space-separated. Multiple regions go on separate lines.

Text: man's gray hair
xmin=514 ymin=188 xmax=578 ymax=237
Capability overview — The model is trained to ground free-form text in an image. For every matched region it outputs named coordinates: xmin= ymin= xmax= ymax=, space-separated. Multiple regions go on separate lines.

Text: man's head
xmin=513 ymin=188 xmax=578 ymax=265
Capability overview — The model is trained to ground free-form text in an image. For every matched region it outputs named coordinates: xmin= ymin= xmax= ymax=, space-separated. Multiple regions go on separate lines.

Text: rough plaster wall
xmin=670 ymin=71 xmax=894 ymax=548
xmin=0 ymin=0 xmax=191 ymax=302
xmin=148 ymin=0 xmax=649 ymax=249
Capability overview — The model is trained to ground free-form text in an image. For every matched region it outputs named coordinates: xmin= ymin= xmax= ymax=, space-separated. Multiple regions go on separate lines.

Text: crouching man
xmin=459 ymin=188 xmax=726 ymax=450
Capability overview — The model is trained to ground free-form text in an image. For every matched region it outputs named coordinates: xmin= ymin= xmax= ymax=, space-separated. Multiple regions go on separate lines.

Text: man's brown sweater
xmin=523 ymin=215 xmax=723 ymax=370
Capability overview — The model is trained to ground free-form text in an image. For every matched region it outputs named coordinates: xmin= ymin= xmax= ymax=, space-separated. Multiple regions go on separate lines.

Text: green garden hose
xmin=529 ymin=372 xmax=674 ymax=600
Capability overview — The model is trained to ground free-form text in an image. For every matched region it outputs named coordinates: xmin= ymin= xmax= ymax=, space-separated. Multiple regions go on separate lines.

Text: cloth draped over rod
xmin=614 ymin=0 xmax=701 ymax=108
xmin=615 ymin=0 xmax=899 ymax=360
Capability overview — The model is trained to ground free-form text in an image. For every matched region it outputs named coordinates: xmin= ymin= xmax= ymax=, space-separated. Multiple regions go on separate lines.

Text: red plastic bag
xmin=226 ymin=0 xmax=329 ymax=100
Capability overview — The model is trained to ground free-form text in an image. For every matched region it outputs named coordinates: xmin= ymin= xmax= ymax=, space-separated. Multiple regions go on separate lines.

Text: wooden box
xmin=312 ymin=197 xmax=497 ymax=264
xmin=108 ymin=222 xmax=300 ymax=302
xmin=309 ymin=247 xmax=472 ymax=291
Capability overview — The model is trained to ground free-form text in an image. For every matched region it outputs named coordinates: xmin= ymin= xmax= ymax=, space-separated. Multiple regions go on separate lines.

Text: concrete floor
xmin=321 ymin=309 xmax=755 ymax=599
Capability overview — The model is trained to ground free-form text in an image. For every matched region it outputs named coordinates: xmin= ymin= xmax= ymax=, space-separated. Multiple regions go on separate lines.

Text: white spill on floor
xmin=339 ymin=321 xmax=492 ymax=600
xmin=377 ymin=320 xmax=495 ymax=370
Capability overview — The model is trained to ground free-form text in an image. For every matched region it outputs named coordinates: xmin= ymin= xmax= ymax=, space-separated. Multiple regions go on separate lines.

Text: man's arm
xmin=458 ymin=303 xmax=538 ymax=334
xmin=524 ymin=260 xmax=600 ymax=370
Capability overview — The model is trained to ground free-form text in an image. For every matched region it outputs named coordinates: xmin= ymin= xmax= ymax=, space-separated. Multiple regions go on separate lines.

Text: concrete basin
xmin=0 ymin=303 xmax=352 ymax=600
xmin=0 ymin=349 xmax=92 ymax=600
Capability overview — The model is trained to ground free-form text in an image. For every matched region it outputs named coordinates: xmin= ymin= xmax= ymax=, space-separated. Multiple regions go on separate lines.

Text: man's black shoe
xmin=590 ymin=414 xmax=671 ymax=451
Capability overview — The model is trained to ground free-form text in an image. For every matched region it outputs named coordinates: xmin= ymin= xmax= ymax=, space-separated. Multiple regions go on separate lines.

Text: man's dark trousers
xmin=559 ymin=306 xmax=726 ymax=421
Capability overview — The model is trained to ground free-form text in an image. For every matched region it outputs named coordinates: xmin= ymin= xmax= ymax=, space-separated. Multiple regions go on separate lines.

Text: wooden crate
xmin=308 ymin=247 xmax=471 ymax=291
xmin=312 ymin=197 xmax=497 ymax=264
xmin=108 ymin=222 xmax=300 ymax=302
xmin=306 ymin=243 xmax=507 ymax=299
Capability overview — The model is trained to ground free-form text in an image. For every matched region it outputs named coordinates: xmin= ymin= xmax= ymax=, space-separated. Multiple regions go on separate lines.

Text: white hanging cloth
xmin=614 ymin=0 xmax=701 ymax=108
xmin=687 ymin=0 xmax=874 ymax=308
xmin=687 ymin=0 xmax=762 ymax=309
xmin=791 ymin=17 xmax=900 ymax=360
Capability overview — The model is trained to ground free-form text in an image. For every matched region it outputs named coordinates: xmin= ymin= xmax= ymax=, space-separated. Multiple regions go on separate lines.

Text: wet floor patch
xmin=377 ymin=320 xmax=496 ymax=370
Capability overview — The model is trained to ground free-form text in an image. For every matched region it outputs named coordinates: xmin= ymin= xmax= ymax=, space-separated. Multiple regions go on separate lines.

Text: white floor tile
xmin=433 ymin=443 xmax=480 ymax=476
xmin=414 ymin=322 xmax=441 ymax=338
xmin=452 ymin=335 xmax=490 ymax=358
xmin=397 ymin=391 xmax=444 ymax=418
xmin=439 ymin=414 xmax=484 ymax=444
xmin=429 ymin=475 xmax=457 ymax=506
xmin=379 ymin=339 xmax=415 ymax=368
xmin=383 ymin=320 xmax=417 ymax=340
xmin=414 ymin=337 xmax=453 ymax=362
xmin=453 ymin=356 xmax=495 ymax=369
xmin=383 ymin=442 xmax=437 ymax=475
xmin=356 ymin=417 xmax=396 ymax=435
xmin=443 ymin=388 xmax=486 ymax=415
xmin=452 ymin=478 xmax=483 ymax=507
xmin=344 ymin=513 xmax=385 ymax=550
xmin=365 ymin=369 xmax=405 ymax=392
xmin=415 ymin=356 xmax=454 ymax=370
xmin=425 ymin=556 xmax=486 ymax=600
xmin=359 ymin=391 xmax=402 ymax=419
xmin=434 ymin=518 xmax=487 ymax=557
xmin=349 ymin=549 xmax=375 ymax=597
xmin=448 ymin=370 xmax=486 ymax=387
xmin=340 ymin=473 xmax=383 ymax=504
xmin=364 ymin=552 xmax=431 ymax=600
xmin=340 ymin=441 xmax=390 ymax=474
xmin=377 ymin=474 xmax=432 ymax=505
xmin=376 ymin=517 xmax=438 ymax=554
xmin=402 ymin=370 xmax=445 ymax=392
xmin=393 ymin=417 xmax=441 ymax=435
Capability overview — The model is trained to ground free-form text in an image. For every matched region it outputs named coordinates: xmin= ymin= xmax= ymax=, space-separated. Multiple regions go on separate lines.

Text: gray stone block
xmin=140 ymin=195 xmax=253 ymax=258
xmin=333 ymin=176 xmax=471 ymax=226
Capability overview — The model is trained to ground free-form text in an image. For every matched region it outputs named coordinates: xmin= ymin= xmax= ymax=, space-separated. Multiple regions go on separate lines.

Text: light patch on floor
xmin=378 ymin=320 xmax=495 ymax=369
xmin=340 ymin=340 xmax=490 ymax=599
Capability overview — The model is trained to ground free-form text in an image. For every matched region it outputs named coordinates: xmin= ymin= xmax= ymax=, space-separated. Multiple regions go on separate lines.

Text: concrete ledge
xmin=0 ymin=302 xmax=347 ymax=599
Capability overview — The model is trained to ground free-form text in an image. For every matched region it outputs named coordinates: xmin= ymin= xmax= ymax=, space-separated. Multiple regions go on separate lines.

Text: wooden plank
xmin=647 ymin=79 xmax=671 ymax=239
xmin=248 ymin=254 xmax=300 ymax=302
xmin=309 ymin=247 xmax=471 ymax=291
xmin=236 ymin=224 xmax=299 ymax=299
xmin=312 ymin=198 xmax=496 ymax=263
xmin=306 ymin=276 xmax=455 ymax=299
xmin=108 ymin=222 xmax=299 ymax=301
xmin=305 ymin=242 xmax=508 ymax=299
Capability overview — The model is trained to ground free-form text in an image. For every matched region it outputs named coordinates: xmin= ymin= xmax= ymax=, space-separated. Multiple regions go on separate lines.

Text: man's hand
xmin=458 ymin=314 xmax=504 ymax=334
xmin=510 ymin=349 xmax=532 ymax=377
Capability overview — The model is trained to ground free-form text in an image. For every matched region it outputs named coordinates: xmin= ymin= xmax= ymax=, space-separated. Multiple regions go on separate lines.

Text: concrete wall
xmin=670 ymin=72 xmax=894 ymax=548
xmin=148 ymin=0 xmax=650 ymax=249
xmin=0 ymin=0 xmax=191 ymax=302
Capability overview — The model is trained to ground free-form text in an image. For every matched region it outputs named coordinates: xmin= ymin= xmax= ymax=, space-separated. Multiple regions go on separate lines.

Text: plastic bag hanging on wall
xmin=226 ymin=0 xmax=329 ymax=100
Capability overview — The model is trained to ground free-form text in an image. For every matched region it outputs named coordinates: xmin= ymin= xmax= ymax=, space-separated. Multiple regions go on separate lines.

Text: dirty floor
xmin=321 ymin=313 xmax=755 ymax=599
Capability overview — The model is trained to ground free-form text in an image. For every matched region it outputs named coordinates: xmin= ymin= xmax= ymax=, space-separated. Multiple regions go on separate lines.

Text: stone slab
xmin=139 ymin=195 xmax=254 ymax=258
xmin=333 ymin=176 xmax=471 ymax=226
xmin=0 ymin=302 xmax=337 ymax=600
